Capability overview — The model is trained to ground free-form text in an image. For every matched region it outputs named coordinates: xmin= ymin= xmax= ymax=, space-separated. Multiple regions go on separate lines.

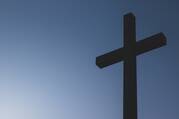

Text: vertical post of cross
xmin=123 ymin=13 xmax=137 ymax=119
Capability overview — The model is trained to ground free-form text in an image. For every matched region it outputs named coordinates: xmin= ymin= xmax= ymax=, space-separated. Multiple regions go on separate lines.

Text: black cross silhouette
xmin=96 ymin=13 xmax=167 ymax=119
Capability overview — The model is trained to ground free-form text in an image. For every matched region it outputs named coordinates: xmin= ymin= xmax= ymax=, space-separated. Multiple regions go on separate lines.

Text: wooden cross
xmin=96 ymin=13 xmax=167 ymax=119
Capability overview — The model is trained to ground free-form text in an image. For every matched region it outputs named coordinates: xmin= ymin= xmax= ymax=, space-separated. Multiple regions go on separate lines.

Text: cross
xmin=96 ymin=13 xmax=167 ymax=119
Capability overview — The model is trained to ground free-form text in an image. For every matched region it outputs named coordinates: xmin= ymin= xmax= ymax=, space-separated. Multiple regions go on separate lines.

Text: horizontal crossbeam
xmin=96 ymin=32 xmax=167 ymax=68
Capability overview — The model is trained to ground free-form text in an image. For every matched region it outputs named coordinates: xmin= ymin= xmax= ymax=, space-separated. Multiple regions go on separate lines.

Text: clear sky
xmin=0 ymin=0 xmax=178 ymax=119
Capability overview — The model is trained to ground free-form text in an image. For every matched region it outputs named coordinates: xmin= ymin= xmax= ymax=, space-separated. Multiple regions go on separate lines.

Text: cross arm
xmin=96 ymin=32 xmax=166 ymax=68
xmin=136 ymin=32 xmax=167 ymax=56
xmin=96 ymin=47 xmax=125 ymax=68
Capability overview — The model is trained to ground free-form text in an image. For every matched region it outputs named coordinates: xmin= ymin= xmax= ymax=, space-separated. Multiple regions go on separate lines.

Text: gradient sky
xmin=0 ymin=0 xmax=178 ymax=119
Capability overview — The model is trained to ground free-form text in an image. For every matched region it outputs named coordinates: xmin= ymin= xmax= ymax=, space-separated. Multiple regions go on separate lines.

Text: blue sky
xmin=0 ymin=0 xmax=178 ymax=119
